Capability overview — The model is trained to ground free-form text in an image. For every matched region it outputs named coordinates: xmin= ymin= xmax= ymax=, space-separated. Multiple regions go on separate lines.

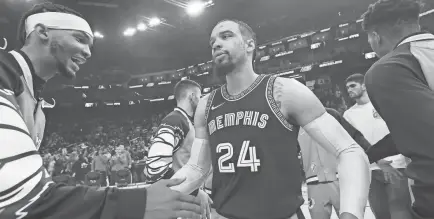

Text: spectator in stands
xmin=109 ymin=145 xmax=132 ymax=185
xmin=72 ymin=155 xmax=91 ymax=185
xmin=47 ymin=155 xmax=56 ymax=176
xmin=92 ymin=148 xmax=110 ymax=186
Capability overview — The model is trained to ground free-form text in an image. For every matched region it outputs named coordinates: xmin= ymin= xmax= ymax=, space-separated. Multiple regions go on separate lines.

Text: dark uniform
xmin=0 ymin=49 xmax=147 ymax=219
xmin=365 ymin=32 xmax=434 ymax=219
xmin=205 ymin=74 xmax=304 ymax=219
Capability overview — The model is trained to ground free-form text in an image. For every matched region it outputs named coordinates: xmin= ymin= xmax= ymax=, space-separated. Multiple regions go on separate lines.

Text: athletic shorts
xmin=0 ymin=180 xmax=147 ymax=219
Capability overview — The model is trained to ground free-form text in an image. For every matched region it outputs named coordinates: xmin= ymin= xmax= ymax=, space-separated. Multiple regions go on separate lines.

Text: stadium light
xmin=94 ymin=31 xmax=104 ymax=38
xmin=149 ymin=17 xmax=161 ymax=27
xmin=123 ymin=27 xmax=137 ymax=37
xmin=186 ymin=1 xmax=206 ymax=17
xmin=137 ymin=22 xmax=148 ymax=31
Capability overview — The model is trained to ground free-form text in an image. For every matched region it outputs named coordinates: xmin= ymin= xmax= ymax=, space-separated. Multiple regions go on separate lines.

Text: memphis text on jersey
xmin=208 ymin=110 xmax=269 ymax=135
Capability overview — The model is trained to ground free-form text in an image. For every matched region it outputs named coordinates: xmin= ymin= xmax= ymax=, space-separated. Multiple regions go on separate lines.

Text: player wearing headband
xmin=0 ymin=3 xmax=202 ymax=219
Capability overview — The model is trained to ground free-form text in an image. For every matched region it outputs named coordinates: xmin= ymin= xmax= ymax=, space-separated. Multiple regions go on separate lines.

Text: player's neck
xmin=177 ymin=102 xmax=194 ymax=117
xmin=225 ymin=62 xmax=257 ymax=96
xmin=21 ymin=45 xmax=57 ymax=81
xmin=355 ymin=93 xmax=370 ymax=105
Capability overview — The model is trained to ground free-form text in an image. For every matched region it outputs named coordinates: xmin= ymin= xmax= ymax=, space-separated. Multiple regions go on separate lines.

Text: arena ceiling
xmin=2 ymin=0 xmax=431 ymax=83
xmin=1 ymin=0 xmax=378 ymax=72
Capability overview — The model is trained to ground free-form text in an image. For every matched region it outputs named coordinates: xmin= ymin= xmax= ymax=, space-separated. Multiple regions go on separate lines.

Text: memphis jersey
xmin=205 ymin=74 xmax=303 ymax=219
xmin=145 ymin=107 xmax=195 ymax=183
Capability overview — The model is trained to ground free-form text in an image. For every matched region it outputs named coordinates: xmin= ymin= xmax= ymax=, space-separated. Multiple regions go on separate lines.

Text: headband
xmin=25 ymin=12 xmax=93 ymax=39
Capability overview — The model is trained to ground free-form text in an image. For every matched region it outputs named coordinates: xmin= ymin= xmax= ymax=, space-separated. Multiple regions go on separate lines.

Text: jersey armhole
xmin=265 ymin=76 xmax=296 ymax=131
xmin=204 ymin=89 xmax=217 ymax=123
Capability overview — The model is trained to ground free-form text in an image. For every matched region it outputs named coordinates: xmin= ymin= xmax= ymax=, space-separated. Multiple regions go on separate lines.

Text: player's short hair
xmin=17 ymin=2 xmax=86 ymax=47
xmin=345 ymin=73 xmax=365 ymax=85
xmin=217 ymin=19 xmax=257 ymax=61
xmin=174 ymin=79 xmax=201 ymax=102
xmin=361 ymin=0 xmax=423 ymax=32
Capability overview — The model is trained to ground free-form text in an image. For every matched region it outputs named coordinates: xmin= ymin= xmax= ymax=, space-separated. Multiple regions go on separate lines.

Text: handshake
xmin=144 ymin=177 xmax=212 ymax=219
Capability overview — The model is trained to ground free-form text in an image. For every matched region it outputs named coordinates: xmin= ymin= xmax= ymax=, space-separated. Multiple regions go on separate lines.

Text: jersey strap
xmin=204 ymin=89 xmax=217 ymax=123
xmin=265 ymin=76 xmax=295 ymax=131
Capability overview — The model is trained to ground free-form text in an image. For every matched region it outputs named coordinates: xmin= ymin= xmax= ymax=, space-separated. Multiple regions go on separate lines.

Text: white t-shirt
xmin=343 ymin=102 xmax=407 ymax=169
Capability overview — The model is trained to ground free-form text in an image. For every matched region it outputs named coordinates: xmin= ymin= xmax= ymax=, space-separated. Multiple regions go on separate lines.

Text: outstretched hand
xmin=197 ymin=189 xmax=213 ymax=219
xmin=144 ymin=178 xmax=201 ymax=219
xmin=377 ymin=159 xmax=403 ymax=183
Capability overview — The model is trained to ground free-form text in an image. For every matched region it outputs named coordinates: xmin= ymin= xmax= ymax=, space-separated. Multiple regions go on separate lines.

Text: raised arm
xmin=273 ymin=77 xmax=370 ymax=219
xmin=170 ymin=94 xmax=213 ymax=194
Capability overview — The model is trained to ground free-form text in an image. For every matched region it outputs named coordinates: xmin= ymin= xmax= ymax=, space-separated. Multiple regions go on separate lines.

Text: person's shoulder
xmin=0 ymin=50 xmax=24 ymax=95
xmin=343 ymin=105 xmax=356 ymax=117
xmin=272 ymin=76 xmax=307 ymax=95
xmin=325 ymin=107 xmax=341 ymax=118
xmin=158 ymin=110 xmax=189 ymax=134
xmin=366 ymin=47 xmax=416 ymax=80
xmin=162 ymin=110 xmax=184 ymax=123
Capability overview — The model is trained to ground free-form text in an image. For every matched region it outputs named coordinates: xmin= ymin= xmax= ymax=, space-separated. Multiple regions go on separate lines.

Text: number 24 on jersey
xmin=217 ymin=140 xmax=261 ymax=173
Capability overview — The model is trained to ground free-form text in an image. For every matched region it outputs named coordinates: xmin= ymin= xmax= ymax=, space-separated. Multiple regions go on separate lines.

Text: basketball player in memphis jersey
xmin=169 ymin=19 xmax=370 ymax=219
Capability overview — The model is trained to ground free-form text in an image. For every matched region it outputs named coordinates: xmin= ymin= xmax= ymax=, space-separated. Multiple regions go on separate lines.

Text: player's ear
xmin=34 ymin=24 xmax=50 ymax=42
xmin=246 ymin=39 xmax=255 ymax=53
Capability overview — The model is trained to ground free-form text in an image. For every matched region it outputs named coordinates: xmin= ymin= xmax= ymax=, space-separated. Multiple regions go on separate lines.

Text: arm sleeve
xmin=303 ymin=112 xmax=370 ymax=219
xmin=24 ymin=184 xmax=147 ymax=219
xmin=326 ymin=108 xmax=371 ymax=151
xmin=145 ymin=113 xmax=189 ymax=183
xmin=170 ymin=138 xmax=212 ymax=194
xmin=366 ymin=134 xmax=400 ymax=163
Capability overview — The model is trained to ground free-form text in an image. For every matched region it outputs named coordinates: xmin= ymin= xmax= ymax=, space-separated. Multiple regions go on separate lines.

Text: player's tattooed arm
xmin=170 ymin=94 xmax=212 ymax=194
xmin=273 ymin=77 xmax=370 ymax=219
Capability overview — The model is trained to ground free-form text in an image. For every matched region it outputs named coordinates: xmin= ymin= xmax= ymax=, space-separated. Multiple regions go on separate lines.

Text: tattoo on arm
xmin=273 ymin=77 xmax=284 ymax=112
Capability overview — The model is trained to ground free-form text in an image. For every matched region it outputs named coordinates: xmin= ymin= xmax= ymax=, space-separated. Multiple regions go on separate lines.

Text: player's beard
xmin=213 ymin=60 xmax=235 ymax=85
xmin=50 ymin=40 xmax=75 ymax=80
xmin=350 ymin=89 xmax=364 ymax=100
xmin=214 ymin=53 xmax=236 ymax=75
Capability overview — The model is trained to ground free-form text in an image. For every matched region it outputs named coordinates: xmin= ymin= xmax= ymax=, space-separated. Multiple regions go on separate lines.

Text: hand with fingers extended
xmin=144 ymin=178 xmax=202 ymax=219
xmin=376 ymin=159 xmax=404 ymax=183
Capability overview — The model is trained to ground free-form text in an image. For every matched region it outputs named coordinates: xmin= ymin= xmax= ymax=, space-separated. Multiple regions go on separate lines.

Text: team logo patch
xmin=308 ymin=198 xmax=315 ymax=209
